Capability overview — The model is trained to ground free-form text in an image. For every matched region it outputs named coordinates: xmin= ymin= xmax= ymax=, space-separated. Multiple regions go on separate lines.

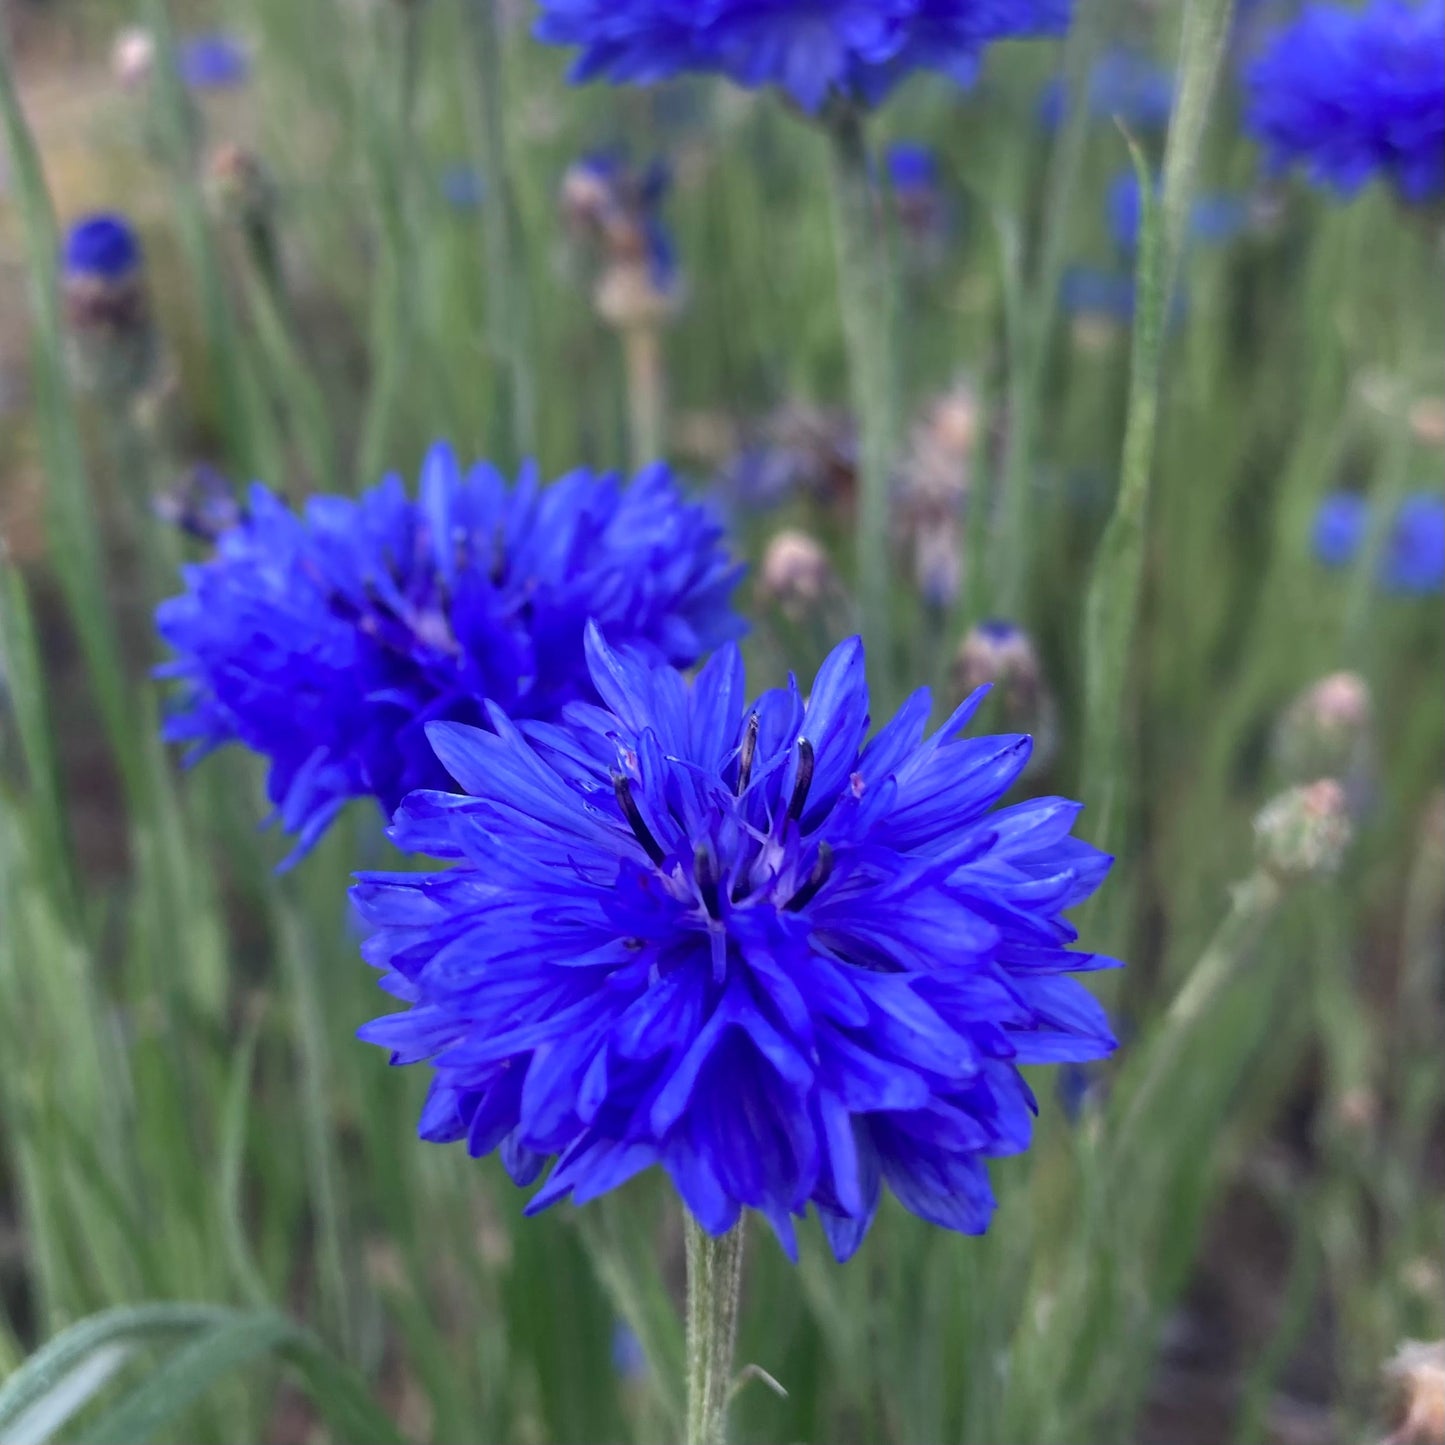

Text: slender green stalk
xmin=1081 ymin=0 xmax=1238 ymax=860
xmin=462 ymin=0 xmax=538 ymax=462
xmin=683 ymin=1216 xmax=746 ymax=1445
xmin=622 ymin=324 xmax=666 ymax=468
xmin=825 ymin=105 xmax=898 ymax=693
xmin=357 ymin=1 xmax=426 ymax=487
xmin=138 ymin=0 xmax=259 ymax=476
xmin=1112 ymin=869 xmax=1282 ymax=1158
xmin=993 ymin=0 xmax=1109 ymax=618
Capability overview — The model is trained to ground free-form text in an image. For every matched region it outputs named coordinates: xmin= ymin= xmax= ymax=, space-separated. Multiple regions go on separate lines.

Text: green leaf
xmin=0 ymin=1305 xmax=402 ymax=1445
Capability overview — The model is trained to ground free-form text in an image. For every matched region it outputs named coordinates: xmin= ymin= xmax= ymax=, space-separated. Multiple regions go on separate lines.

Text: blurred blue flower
xmin=1106 ymin=172 xmax=1251 ymax=255
xmin=1244 ymin=0 xmax=1445 ymax=203
xmin=156 ymin=445 xmax=743 ymax=861
xmin=177 ymin=31 xmax=251 ymax=90
xmin=354 ymin=631 xmax=1118 ymax=1259
xmin=886 ymin=140 xmax=952 ymax=250
xmin=1037 ymin=46 xmax=1174 ymax=131
xmin=887 ymin=139 xmax=938 ymax=191
xmin=60 ymin=214 xmax=155 ymax=396
xmin=1058 ymin=265 xmax=1135 ymax=322
xmin=440 ymin=164 xmax=486 ymax=212
xmin=535 ymin=0 xmax=1072 ymax=113
xmin=611 ymin=1322 xmax=649 ymax=1379
xmin=1314 ymin=490 xmax=1445 ymax=593
xmin=562 ymin=152 xmax=678 ymax=293
xmin=62 ymin=213 xmax=142 ymax=281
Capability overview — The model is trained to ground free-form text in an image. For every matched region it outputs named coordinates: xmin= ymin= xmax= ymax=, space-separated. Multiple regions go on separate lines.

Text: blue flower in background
xmin=440 ymin=165 xmax=486 ymax=212
xmin=62 ymin=213 xmax=142 ymax=281
xmin=1037 ymin=46 xmax=1174 ymax=131
xmin=156 ymin=445 xmax=742 ymax=861
xmin=1058 ymin=265 xmax=1136 ymax=322
xmin=355 ymin=631 xmax=1118 ymax=1259
xmin=177 ymin=31 xmax=251 ymax=90
xmin=562 ymin=152 xmax=679 ymax=293
xmin=1314 ymin=490 xmax=1445 ymax=593
xmin=1106 ymin=172 xmax=1250 ymax=255
xmin=1244 ymin=0 xmax=1445 ymax=203
xmin=535 ymin=0 xmax=1071 ymax=113
xmin=887 ymin=139 xmax=938 ymax=192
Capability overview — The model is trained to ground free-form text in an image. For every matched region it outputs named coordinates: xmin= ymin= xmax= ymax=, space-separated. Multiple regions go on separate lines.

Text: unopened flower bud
xmin=1409 ymin=396 xmax=1445 ymax=449
xmin=759 ymin=530 xmax=834 ymax=622
xmin=61 ymin=213 xmax=157 ymax=400
xmin=206 ymin=146 xmax=279 ymax=272
xmin=1253 ymin=779 xmax=1352 ymax=881
xmin=1274 ymin=671 xmax=1375 ymax=810
xmin=1382 ymin=1340 xmax=1445 ymax=1445
xmin=952 ymin=620 xmax=1057 ymax=772
xmin=111 ymin=27 xmax=156 ymax=88
xmin=154 ymin=464 xmax=243 ymax=542
xmin=594 ymin=258 xmax=681 ymax=332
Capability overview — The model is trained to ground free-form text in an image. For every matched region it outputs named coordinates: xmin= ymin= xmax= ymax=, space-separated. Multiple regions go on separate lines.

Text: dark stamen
xmin=784 ymin=842 xmax=834 ymax=911
xmin=613 ymin=773 xmax=667 ymax=867
xmin=787 ymin=737 xmax=815 ymax=821
xmin=736 ymin=713 xmax=760 ymax=794
xmin=694 ymin=844 xmax=721 ymax=918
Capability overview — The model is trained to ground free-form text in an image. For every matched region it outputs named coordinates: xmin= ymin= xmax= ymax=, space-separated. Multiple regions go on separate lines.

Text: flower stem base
xmin=683 ymin=1214 xmax=746 ymax=1445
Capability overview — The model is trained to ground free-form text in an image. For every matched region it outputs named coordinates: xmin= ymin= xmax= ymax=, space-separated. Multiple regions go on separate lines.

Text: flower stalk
xmin=622 ymin=323 xmax=666 ymax=468
xmin=825 ymin=104 xmax=898 ymax=700
xmin=463 ymin=0 xmax=538 ymax=462
xmin=684 ymin=1215 xmax=746 ymax=1445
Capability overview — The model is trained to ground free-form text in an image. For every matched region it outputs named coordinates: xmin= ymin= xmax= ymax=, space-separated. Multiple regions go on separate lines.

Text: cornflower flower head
xmin=534 ymin=0 xmax=1072 ymax=114
xmin=355 ymin=631 xmax=1118 ymax=1259
xmin=155 ymin=444 xmax=742 ymax=860
xmin=1244 ymin=0 xmax=1445 ymax=204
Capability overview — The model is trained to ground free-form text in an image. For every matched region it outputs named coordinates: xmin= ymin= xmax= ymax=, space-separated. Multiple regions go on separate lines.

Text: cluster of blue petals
xmin=1314 ymin=491 xmax=1445 ymax=594
xmin=62 ymin=214 xmax=142 ymax=282
xmin=354 ymin=630 xmax=1118 ymax=1258
xmin=535 ymin=0 xmax=1071 ymax=112
xmin=1244 ymin=0 xmax=1445 ymax=203
xmin=155 ymin=445 xmax=741 ymax=859
xmin=177 ymin=31 xmax=252 ymax=90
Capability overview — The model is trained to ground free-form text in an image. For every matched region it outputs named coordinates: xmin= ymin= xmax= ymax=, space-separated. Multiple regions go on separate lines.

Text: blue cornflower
xmin=60 ymin=214 xmax=155 ymax=396
xmin=535 ymin=0 xmax=1071 ymax=114
xmin=156 ymin=445 xmax=743 ymax=860
xmin=62 ymin=213 xmax=142 ymax=281
xmin=562 ymin=152 xmax=679 ymax=295
xmin=354 ymin=631 xmax=1118 ymax=1259
xmin=440 ymin=164 xmax=486 ymax=212
xmin=177 ymin=31 xmax=251 ymax=90
xmin=1106 ymin=171 xmax=1250 ymax=255
xmin=1058 ymin=265 xmax=1136 ymax=322
xmin=887 ymin=139 xmax=938 ymax=191
xmin=1037 ymin=46 xmax=1174 ymax=131
xmin=1244 ymin=0 xmax=1445 ymax=204
xmin=1314 ymin=490 xmax=1445 ymax=593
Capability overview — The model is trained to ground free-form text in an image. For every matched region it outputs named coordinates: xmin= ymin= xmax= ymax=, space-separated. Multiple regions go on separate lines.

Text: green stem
xmin=825 ymin=106 xmax=898 ymax=696
xmin=994 ymin=0 xmax=1109 ymax=618
xmin=463 ymin=0 xmax=538 ymax=462
xmin=622 ymin=324 xmax=666 ymax=468
xmin=683 ymin=1215 xmax=746 ymax=1445
xmin=1112 ymin=869 xmax=1282 ymax=1159
xmin=1080 ymin=0 xmax=1238 ymax=862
